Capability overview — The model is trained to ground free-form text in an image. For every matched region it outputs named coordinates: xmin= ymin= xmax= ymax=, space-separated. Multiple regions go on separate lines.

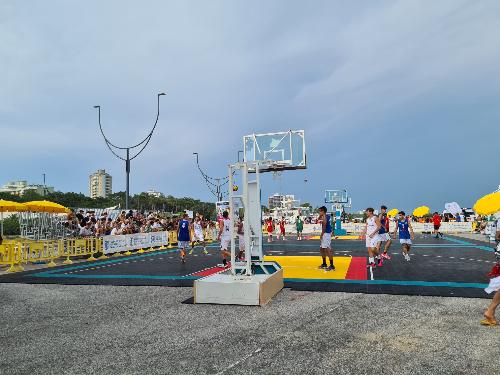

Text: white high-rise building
xmin=89 ymin=169 xmax=112 ymax=198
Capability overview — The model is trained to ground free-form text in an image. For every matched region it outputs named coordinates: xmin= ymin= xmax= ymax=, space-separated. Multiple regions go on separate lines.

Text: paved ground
xmin=0 ymin=283 xmax=498 ymax=375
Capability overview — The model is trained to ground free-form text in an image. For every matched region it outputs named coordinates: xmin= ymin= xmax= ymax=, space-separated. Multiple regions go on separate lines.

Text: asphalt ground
xmin=0 ymin=283 xmax=498 ymax=375
xmin=0 ymin=235 xmax=497 ymax=298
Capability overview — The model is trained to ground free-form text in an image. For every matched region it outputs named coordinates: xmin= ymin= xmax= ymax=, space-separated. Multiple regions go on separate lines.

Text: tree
xmin=0 ymin=191 xmax=215 ymax=218
xmin=2 ymin=214 xmax=20 ymax=236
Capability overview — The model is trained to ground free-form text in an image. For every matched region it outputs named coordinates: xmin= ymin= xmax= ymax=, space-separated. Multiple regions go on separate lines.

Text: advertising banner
xmin=102 ymin=231 xmax=168 ymax=254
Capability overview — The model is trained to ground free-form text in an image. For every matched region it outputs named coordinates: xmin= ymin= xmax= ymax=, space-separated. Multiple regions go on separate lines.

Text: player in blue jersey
xmin=177 ymin=213 xmax=191 ymax=263
xmin=318 ymin=206 xmax=335 ymax=271
xmin=378 ymin=205 xmax=393 ymax=260
xmin=392 ymin=211 xmax=414 ymax=261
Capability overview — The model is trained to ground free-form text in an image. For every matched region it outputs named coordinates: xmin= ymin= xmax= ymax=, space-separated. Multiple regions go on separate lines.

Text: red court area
xmin=345 ymin=257 xmax=368 ymax=280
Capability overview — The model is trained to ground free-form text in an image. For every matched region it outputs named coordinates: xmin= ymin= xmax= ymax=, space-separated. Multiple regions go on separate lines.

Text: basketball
xmin=232 ymin=185 xmax=239 ymax=191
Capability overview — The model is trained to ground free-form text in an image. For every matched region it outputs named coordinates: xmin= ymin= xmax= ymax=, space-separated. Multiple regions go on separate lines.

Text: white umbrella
xmin=445 ymin=202 xmax=461 ymax=216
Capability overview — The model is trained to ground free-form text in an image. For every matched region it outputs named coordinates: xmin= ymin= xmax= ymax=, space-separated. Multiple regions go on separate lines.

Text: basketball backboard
xmin=325 ymin=189 xmax=349 ymax=204
xmin=243 ymin=130 xmax=306 ymax=172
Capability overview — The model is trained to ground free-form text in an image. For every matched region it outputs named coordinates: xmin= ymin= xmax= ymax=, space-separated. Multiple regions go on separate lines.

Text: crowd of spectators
xmin=66 ymin=210 xmax=216 ymax=238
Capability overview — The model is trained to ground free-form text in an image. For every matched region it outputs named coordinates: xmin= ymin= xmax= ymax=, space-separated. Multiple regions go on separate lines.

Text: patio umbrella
xmin=387 ymin=208 xmax=399 ymax=217
xmin=413 ymin=206 xmax=430 ymax=217
xmin=0 ymin=199 xmax=27 ymax=237
xmin=473 ymin=192 xmax=500 ymax=215
xmin=444 ymin=202 xmax=461 ymax=215
xmin=23 ymin=200 xmax=71 ymax=214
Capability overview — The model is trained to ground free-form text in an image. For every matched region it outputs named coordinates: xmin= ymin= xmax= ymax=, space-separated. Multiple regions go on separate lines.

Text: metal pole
xmin=228 ymin=165 xmax=235 ymax=276
xmin=216 ymin=178 xmax=221 ymax=202
xmin=95 ymin=93 xmax=165 ymax=212
xmin=42 ymin=173 xmax=46 ymax=196
xmin=126 ymin=148 xmax=130 ymax=210
xmin=242 ymin=163 xmax=252 ymax=276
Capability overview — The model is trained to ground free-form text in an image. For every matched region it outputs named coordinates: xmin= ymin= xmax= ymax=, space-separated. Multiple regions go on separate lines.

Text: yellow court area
xmin=309 ymin=235 xmax=359 ymax=240
xmin=263 ymin=255 xmax=351 ymax=279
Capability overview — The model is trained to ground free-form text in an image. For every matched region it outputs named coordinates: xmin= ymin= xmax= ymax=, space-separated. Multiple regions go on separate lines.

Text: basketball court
xmin=1 ymin=234 xmax=495 ymax=299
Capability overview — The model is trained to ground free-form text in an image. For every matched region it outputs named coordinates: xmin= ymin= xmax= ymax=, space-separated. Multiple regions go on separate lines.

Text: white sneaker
xmin=404 ymin=253 xmax=410 ymax=261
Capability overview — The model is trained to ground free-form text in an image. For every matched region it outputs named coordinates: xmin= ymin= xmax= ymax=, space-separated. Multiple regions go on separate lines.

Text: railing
xmin=0 ymin=229 xmax=218 ymax=273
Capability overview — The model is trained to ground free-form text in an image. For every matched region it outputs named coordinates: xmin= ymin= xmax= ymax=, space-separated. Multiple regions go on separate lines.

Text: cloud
xmin=1 ymin=0 xmax=499 ymax=210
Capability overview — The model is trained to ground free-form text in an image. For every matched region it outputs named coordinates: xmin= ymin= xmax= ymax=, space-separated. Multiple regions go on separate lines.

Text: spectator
xmin=76 ymin=210 xmax=85 ymax=224
xmin=79 ymin=222 xmax=93 ymax=237
xmin=110 ymin=222 xmax=122 ymax=235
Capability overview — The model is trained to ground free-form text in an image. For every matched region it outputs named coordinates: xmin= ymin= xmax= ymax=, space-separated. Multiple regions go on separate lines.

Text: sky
xmin=1 ymin=0 xmax=500 ymax=212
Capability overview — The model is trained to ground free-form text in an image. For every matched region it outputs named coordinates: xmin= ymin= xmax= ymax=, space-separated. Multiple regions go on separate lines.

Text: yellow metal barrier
xmin=18 ymin=240 xmax=60 ymax=268
xmin=204 ymin=228 xmax=213 ymax=243
xmin=0 ymin=243 xmax=23 ymax=273
xmin=167 ymin=231 xmax=177 ymax=249
xmin=61 ymin=238 xmax=101 ymax=264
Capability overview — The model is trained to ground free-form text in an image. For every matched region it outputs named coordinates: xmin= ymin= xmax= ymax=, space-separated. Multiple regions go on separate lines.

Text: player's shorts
xmin=321 ymin=232 xmax=332 ymax=249
xmin=379 ymin=233 xmax=391 ymax=242
xmin=178 ymin=241 xmax=190 ymax=249
xmin=366 ymin=234 xmax=381 ymax=248
xmin=220 ymin=237 xmax=231 ymax=251
xmin=193 ymin=232 xmax=204 ymax=242
xmin=400 ymin=238 xmax=412 ymax=245
xmin=434 ymin=225 xmax=440 ymax=230
xmin=485 ymin=276 xmax=500 ymax=294
xmin=297 ymin=229 xmax=303 ymax=233
xmin=238 ymin=234 xmax=245 ymax=251
xmin=280 ymin=229 xmax=285 ymax=235
xmin=267 ymin=229 xmax=273 ymax=235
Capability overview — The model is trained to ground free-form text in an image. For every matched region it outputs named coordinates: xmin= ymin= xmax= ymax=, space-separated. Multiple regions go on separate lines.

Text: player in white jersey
xmin=237 ymin=216 xmax=245 ymax=261
xmin=189 ymin=216 xmax=208 ymax=255
xmin=363 ymin=207 xmax=383 ymax=268
xmin=217 ymin=211 xmax=232 ymax=268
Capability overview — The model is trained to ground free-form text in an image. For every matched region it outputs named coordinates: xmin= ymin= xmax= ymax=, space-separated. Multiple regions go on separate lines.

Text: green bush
xmin=2 ymin=214 xmax=20 ymax=236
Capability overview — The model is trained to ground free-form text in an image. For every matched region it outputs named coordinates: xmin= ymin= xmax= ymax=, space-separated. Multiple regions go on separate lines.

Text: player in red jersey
xmin=266 ymin=217 xmax=275 ymax=243
xmin=432 ymin=212 xmax=443 ymax=238
xmin=277 ymin=216 xmax=286 ymax=240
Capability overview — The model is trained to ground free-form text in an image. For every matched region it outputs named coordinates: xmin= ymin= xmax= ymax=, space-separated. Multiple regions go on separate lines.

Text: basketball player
xmin=237 ymin=215 xmax=245 ymax=261
xmin=266 ymin=217 xmax=274 ymax=243
xmin=296 ymin=215 xmax=304 ymax=241
xmin=318 ymin=206 xmax=335 ymax=271
xmin=392 ymin=211 xmax=415 ymax=261
xmin=364 ymin=207 xmax=382 ymax=267
xmin=378 ymin=205 xmax=392 ymax=260
xmin=189 ymin=216 xmax=208 ymax=255
xmin=278 ymin=216 xmax=286 ymax=240
xmin=217 ymin=211 xmax=232 ymax=268
xmin=432 ymin=212 xmax=443 ymax=238
xmin=177 ymin=213 xmax=191 ymax=263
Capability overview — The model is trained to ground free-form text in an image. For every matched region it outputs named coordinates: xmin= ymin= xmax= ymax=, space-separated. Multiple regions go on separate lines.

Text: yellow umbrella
xmin=23 ymin=200 xmax=70 ymax=214
xmin=473 ymin=192 xmax=500 ymax=215
xmin=413 ymin=206 xmax=430 ymax=217
xmin=0 ymin=200 xmax=27 ymax=237
xmin=387 ymin=208 xmax=399 ymax=217
xmin=0 ymin=200 xmax=27 ymax=212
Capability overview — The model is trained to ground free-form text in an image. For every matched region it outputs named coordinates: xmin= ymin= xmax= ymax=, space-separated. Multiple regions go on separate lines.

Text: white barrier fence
xmin=282 ymin=222 xmax=472 ymax=235
xmin=102 ymin=231 xmax=168 ymax=254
